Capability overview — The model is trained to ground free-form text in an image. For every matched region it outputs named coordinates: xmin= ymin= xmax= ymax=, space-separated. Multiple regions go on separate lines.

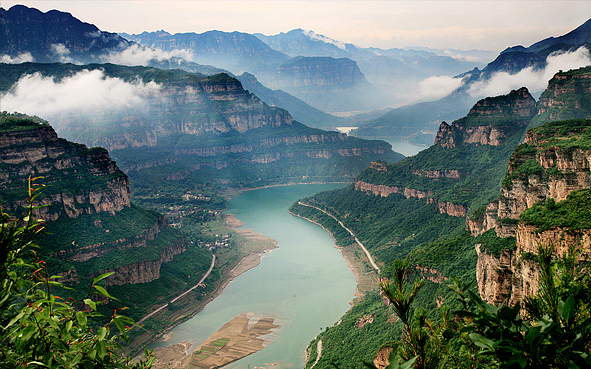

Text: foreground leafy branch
xmin=0 ymin=177 xmax=155 ymax=368
xmin=450 ymin=243 xmax=591 ymax=369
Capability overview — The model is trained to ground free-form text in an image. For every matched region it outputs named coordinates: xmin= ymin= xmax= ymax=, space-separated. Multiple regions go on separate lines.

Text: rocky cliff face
xmin=471 ymin=118 xmax=591 ymax=305
xmin=0 ymin=121 xmax=130 ymax=220
xmin=101 ymin=236 xmax=186 ymax=286
xmin=530 ymin=67 xmax=591 ymax=127
xmin=0 ymin=113 xmax=188 ymax=291
xmin=434 ymin=88 xmax=536 ymax=149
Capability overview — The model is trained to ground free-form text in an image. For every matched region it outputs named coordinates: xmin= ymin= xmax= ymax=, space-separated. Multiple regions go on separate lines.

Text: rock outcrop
xmin=0 ymin=113 xmax=188 ymax=290
xmin=472 ymin=117 xmax=591 ymax=305
xmin=434 ymin=88 xmax=536 ymax=148
xmin=354 ymin=180 xmax=434 ymax=200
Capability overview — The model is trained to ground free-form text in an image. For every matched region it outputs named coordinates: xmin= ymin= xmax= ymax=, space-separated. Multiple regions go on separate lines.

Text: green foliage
xmin=0 ymin=178 xmax=155 ymax=368
xmin=529 ymin=119 xmax=591 ymax=150
xmin=450 ymin=243 xmax=591 ymax=368
xmin=0 ymin=112 xmax=49 ymax=132
xmin=475 ymin=229 xmax=516 ymax=258
xmin=520 ymin=189 xmax=591 ymax=232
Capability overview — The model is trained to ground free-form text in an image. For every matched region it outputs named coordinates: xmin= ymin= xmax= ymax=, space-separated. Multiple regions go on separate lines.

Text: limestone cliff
xmin=0 ymin=117 xmax=130 ymax=220
xmin=434 ymin=87 xmax=536 ymax=149
xmin=472 ymin=118 xmax=591 ymax=305
xmin=0 ymin=113 xmax=189 ymax=290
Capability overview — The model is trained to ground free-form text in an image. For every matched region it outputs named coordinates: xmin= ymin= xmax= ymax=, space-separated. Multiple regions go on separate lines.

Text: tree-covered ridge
xmin=529 ymin=66 xmax=591 ymax=128
xmin=0 ymin=111 xmax=49 ymax=132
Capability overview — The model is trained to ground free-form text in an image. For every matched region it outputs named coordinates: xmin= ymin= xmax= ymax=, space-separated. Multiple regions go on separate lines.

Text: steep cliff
xmin=0 ymin=113 xmax=190 ymax=290
xmin=434 ymin=87 xmax=536 ymax=148
xmin=1 ymin=63 xmax=399 ymax=185
xmin=471 ymin=118 xmax=591 ymax=305
xmin=529 ymin=66 xmax=591 ymax=127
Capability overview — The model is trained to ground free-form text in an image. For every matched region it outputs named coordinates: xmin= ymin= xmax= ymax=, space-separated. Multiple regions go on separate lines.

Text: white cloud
xmin=303 ymin=30 xmax=347 ymax=50
xmin=50 ymin=43 xmax=74 ymax=63
xmin=1 ymin=69 xmax=161 ymax=118
xmin=418 ymin=75 xmax=464 ymax=101
xmin=468 ymin=47 xmax=591 ymax=98
xmin=1 ymin=52 xmax=34 ymax=64
xmin=101 ymin=44 xmax=193 ymax=66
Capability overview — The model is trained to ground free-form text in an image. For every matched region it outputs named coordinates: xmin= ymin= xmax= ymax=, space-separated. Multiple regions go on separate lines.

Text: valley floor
xmin=134 ymin=183 xmax=376 ymax=367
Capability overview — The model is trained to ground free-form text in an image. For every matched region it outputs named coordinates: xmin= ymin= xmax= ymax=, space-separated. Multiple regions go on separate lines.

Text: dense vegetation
xmin=520 ymin=189 xmax=591 ymax=232
xmin=0 ymin=181 xmax=155 ymax=368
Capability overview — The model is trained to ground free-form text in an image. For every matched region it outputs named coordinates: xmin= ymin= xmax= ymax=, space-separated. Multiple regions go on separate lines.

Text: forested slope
xmin=291 ymin=66 xmax=591 ymax=368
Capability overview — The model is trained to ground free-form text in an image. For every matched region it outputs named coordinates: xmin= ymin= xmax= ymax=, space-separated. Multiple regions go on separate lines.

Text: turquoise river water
xmin=149 ymin=183 xmax=356 ymax=368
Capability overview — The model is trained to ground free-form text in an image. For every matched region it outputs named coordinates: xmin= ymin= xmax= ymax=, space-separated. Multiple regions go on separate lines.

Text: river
xmin=149 ymin=183 xmax=356 ymax=368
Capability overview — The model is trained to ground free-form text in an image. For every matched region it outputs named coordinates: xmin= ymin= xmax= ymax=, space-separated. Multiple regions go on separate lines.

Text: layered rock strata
xmin=0 ymin=115 xmax=187 ymax=288
xmin=471 ymin=117 xmax=591 ymax=305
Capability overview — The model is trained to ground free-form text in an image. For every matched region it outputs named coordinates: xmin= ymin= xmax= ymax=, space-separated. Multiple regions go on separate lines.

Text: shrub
xmin=0 ymin=178 xmax=155 ymax=368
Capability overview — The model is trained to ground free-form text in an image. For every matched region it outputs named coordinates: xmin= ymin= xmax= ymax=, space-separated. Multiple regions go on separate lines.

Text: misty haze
xmin=1 ymin=2 xmax=591 ymax=369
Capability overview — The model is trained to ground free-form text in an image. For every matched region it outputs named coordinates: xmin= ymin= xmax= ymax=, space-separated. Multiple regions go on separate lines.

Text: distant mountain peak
xmin=301 ymin=29 xmax=347 ymax=50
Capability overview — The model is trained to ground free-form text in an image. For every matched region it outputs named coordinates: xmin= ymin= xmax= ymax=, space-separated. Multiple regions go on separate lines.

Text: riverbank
xmin=130 ymin=213 xmax=278 ymax=363
xmin=288 ymin=209 xmax=379 ymax=297
xmin=135 ymin=183 xmax=357 ymax=367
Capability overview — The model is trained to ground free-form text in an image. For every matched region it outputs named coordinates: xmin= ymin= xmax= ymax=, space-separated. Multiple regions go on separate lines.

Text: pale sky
xmin=2 ymin=1 xmax=590 ymax=52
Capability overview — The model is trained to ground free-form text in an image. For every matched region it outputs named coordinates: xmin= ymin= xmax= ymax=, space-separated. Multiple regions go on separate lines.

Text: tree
xmin=379 ymin=259 xmax=437 ymax=369
xmin=0 ymin=177 xmax=155 ymax=368
xmin=450 ymin=243 xmax=591 ymax=368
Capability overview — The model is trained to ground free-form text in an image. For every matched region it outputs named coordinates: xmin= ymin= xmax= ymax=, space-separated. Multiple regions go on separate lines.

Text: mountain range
xmin=2 ymin=4 xmax=591 ymax=367
xmin=353 ymin=18 xmax=591 ymax=144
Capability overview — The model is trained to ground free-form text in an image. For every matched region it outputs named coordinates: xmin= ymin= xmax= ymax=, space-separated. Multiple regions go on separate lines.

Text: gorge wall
xmin=353 ymin=88 xmax=536 ymax=218
xmin=470 ymin=118 xmax=591 ymax=305
xmin=0 ymin=113 xmax=188 ymax=288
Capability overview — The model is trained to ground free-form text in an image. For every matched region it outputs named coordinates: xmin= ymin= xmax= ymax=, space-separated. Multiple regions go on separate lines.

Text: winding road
xmin=297 ymin=202 xmax=380 ymax=273
xmin=137 ymin=254 xmax=216 ymax=324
